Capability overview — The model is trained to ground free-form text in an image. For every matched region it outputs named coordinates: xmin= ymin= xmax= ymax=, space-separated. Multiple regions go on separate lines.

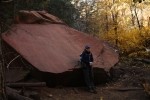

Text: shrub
xmin=101 ymin=27 xmax=150 ymax=58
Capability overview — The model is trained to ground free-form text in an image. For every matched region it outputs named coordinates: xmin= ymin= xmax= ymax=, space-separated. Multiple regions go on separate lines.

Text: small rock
xmin=48 ymin=94 xmax=53 ymax=98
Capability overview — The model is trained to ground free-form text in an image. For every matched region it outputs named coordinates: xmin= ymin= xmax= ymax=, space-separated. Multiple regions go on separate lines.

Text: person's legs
xmin=82 ymin=65 xmax=97 ymax=93
xmin=89 ymin=66 xmax=95 ymax=89
xmin=88 ymin=66 xmax=97 ymax=94
xmin=82 ymin=67 xmax=92 ymax=89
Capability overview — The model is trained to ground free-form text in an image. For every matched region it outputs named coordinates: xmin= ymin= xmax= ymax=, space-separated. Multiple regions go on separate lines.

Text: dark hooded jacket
xmin=80 ymin=50 xmax=93 ymax=65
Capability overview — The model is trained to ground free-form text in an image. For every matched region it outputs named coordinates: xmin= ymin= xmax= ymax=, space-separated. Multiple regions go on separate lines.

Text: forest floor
xmin=23 ymin=57 xmax=150 ymax=100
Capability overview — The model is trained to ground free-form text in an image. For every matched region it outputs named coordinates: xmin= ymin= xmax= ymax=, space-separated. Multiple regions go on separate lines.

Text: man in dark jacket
xmin=80 ymin=45 xmax=97 ymax=93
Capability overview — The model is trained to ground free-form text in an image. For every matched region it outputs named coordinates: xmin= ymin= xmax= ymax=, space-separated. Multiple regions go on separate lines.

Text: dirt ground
xmin=33 ymin=87 xmax=148 ymax=100
xmin=23 ymin=57 xmax=150 ymax=100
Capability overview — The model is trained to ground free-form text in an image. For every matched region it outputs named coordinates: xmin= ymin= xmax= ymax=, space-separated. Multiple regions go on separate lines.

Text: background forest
xmin=0 ymin=0 xmax=150 ymax=57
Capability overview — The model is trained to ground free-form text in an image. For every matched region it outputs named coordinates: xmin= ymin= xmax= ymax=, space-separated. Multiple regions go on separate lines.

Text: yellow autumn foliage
xmin=101 ymin=27 xmax=150 ymax=58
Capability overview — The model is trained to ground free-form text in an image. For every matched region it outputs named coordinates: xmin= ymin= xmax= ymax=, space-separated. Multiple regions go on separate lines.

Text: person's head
xmin=85 ymin=45 xmax=91 ymax=52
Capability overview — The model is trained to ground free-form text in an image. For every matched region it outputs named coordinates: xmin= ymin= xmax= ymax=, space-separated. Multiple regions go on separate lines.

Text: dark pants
xmin=81 ymin=63 xmax=95 ymax=89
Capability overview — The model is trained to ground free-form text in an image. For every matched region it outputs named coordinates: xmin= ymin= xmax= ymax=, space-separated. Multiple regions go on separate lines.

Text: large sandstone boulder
xmin=2 ymin=11 xmax=119 ymax=85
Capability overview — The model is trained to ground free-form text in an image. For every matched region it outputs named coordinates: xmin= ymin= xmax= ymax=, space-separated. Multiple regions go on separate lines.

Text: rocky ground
xmin=22 ymin=57 xmax=150 ymax=100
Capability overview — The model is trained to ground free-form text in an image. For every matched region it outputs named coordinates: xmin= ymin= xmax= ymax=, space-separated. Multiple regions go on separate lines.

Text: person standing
xmin=80 ymin=45 xmax=97 ymax=94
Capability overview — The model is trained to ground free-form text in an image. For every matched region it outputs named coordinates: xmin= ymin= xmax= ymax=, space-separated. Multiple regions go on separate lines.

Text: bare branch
xmin=6 ymin=55 xmax=20 ymax=69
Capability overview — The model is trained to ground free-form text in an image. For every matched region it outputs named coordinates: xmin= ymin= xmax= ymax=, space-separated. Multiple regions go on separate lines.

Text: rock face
xmin=2 ymin=11 xmax=119 ymax=85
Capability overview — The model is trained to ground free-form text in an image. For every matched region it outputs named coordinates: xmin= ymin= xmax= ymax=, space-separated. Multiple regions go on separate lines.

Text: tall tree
xmin=0 ymin=1 xmax=12 ymax=99
xmin=46 ymin=0 xmax=80 ymax=27
xmin=0 ymin=0 xmax=80 ymax=28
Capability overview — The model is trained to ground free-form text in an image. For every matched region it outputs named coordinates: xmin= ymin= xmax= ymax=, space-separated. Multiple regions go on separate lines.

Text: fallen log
xmin=6 ymin=87 xmax=33 ymax=100
xmin=6 ymin=87 xmax=21 ymax=94
xmin=1 ymin=0 xmax=13 ymax=3
xmin=134 ymin=58 xmax=150 ymax=64
xmin=104 ymin=87 xmax=143 ymax=91
xmin=142 ymin=59 xmax=150 ymax=64
xmin=6 ymin=82 xmax=46 ymax=87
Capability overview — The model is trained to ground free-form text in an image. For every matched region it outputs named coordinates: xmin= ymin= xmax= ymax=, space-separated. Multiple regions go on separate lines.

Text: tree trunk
xmin=111 ymin=11 xmax=118 ymax=48
xmin=130 ymin=6 xmax=135 ymax=26
xmin=133 ymin=3 xmax=141 ymax=29
xmin=148 ymin=17 xmax=150 ymax=27
xmin=105 ymin=4 xmax=109 ymax=33
xmin=6 ymin=82 xmax=46 ymax=87
xmin=0 ymin=22 xmax=7 ymax=100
